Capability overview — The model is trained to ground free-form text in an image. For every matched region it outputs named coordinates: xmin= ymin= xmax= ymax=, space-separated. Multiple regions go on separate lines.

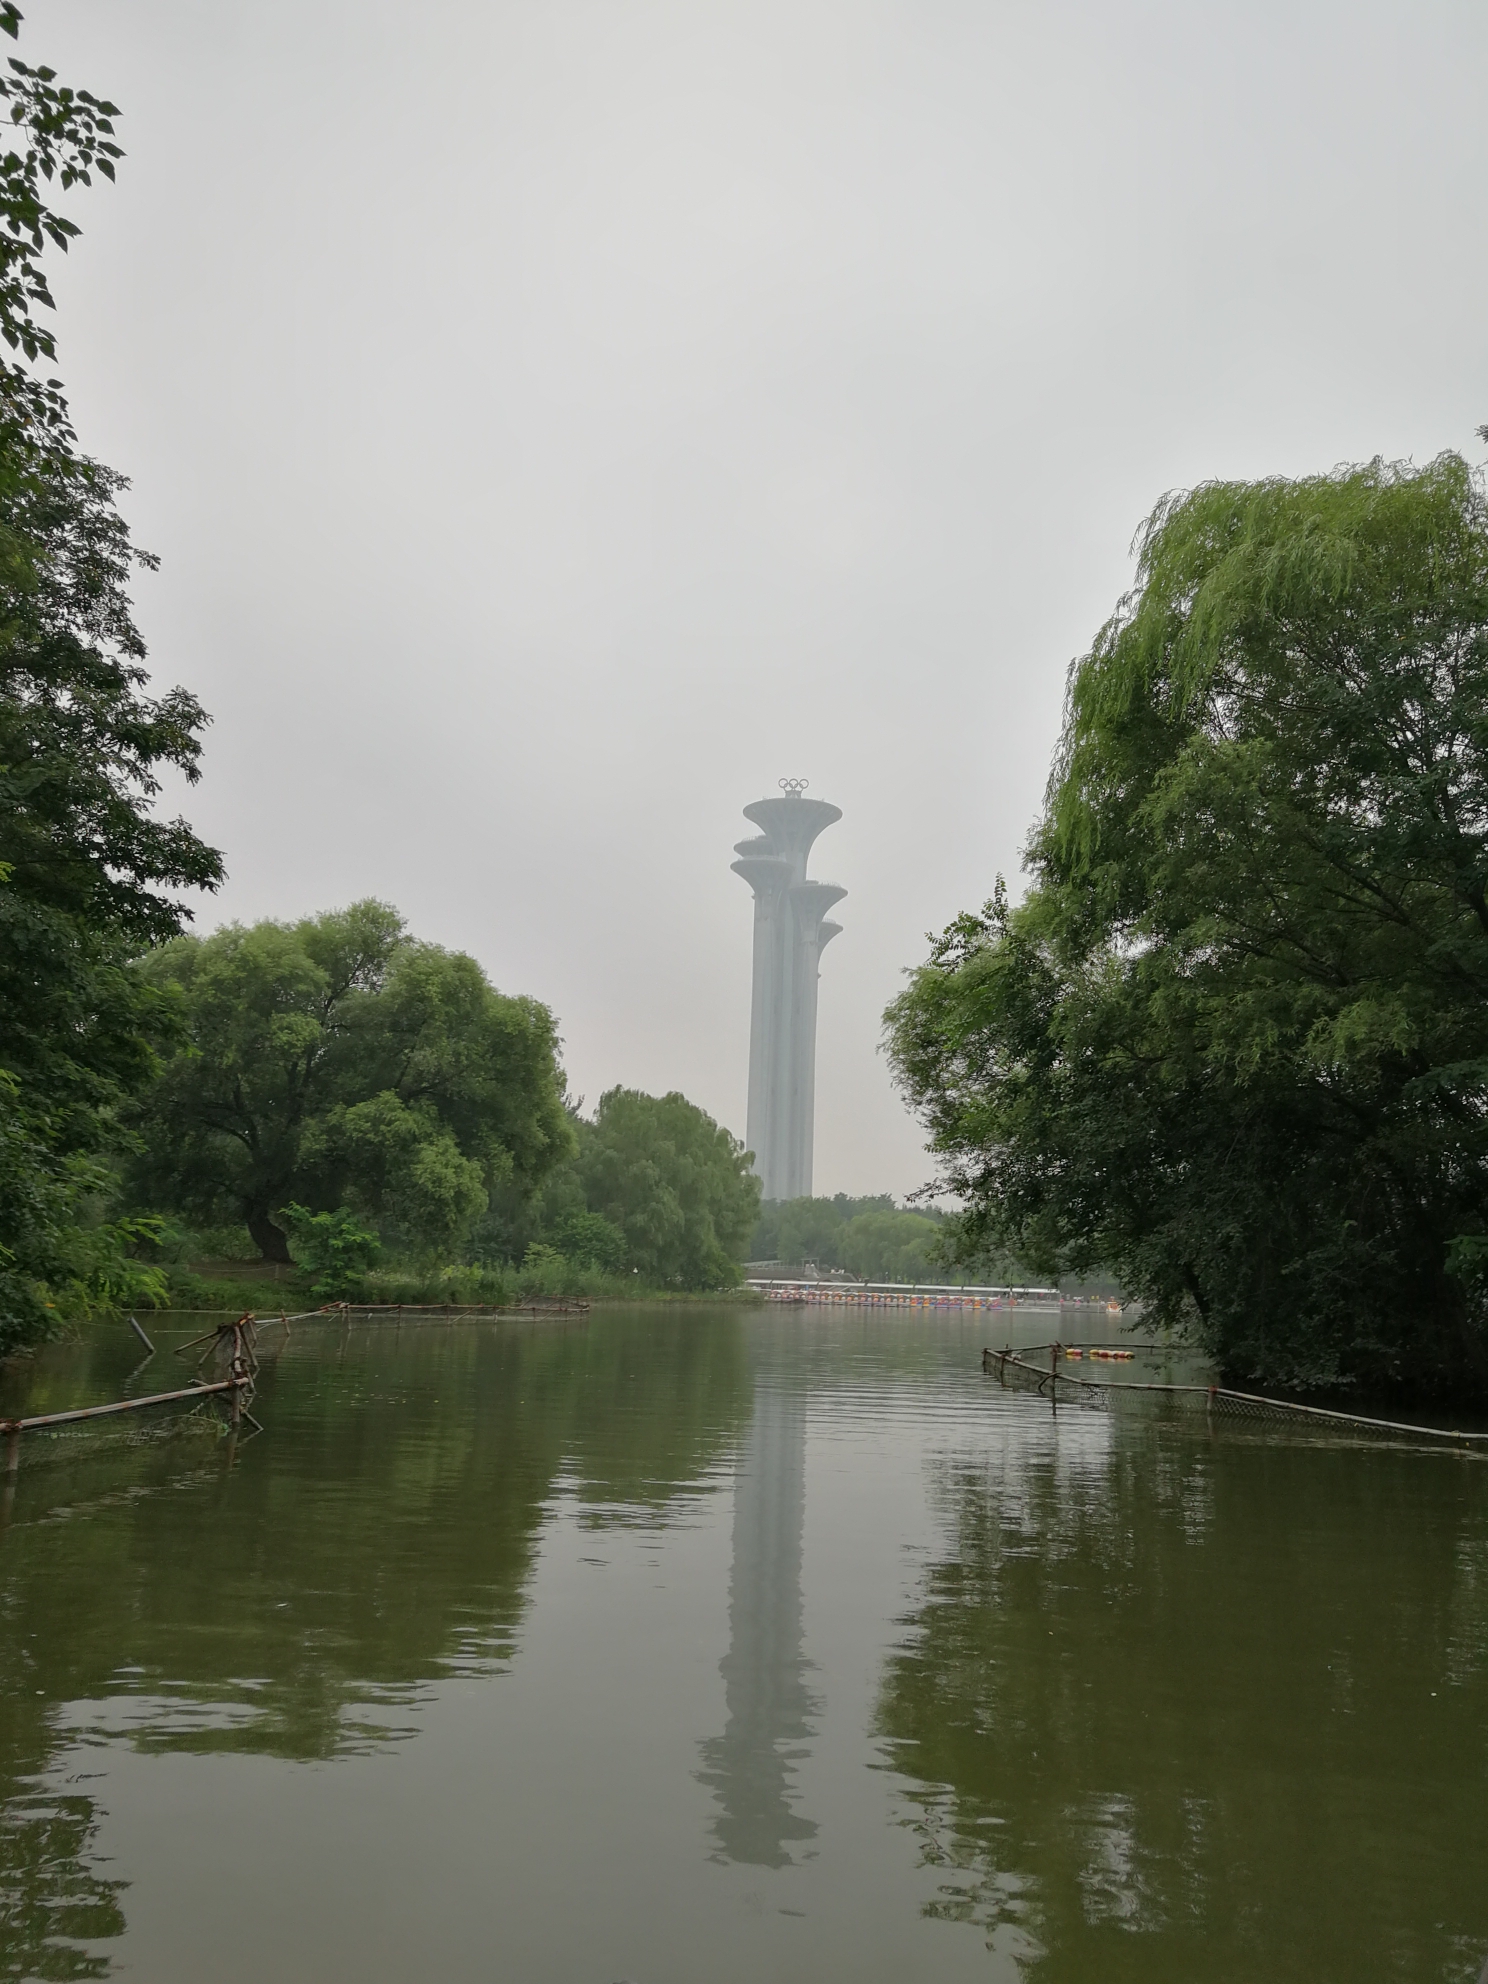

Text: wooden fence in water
xmin=1 ymin=1298 xmax=594 ymax=1480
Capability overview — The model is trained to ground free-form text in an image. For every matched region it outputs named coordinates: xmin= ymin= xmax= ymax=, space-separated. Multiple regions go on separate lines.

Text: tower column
xmin=731 ymin=784 xmax=844 ymax=1202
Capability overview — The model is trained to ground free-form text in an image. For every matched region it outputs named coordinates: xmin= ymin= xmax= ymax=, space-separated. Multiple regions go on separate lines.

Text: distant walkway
xmin=746 ymin=1278 xmax=1122 ymax=1313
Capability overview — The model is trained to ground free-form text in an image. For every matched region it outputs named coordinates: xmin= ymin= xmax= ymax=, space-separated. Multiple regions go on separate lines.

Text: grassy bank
xmin=158 ymin=1260 xmax=761 ymax=1313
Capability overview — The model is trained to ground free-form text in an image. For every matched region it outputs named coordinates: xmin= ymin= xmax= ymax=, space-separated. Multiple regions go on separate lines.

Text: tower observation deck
xmin=731 ymin=781 xmax=845 ymax=1202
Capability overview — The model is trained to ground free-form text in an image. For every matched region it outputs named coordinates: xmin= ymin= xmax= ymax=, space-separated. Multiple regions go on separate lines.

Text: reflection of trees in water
xmin=697 ymin=1378 xmax=818 ymax=1867
xmin=877 ymin=1431 xmax=1488 ymax=1983
xmin=0 ymin=1793 xmax=123 ymax=1982
xmin=0 ymin=1310 xmax=749 ymax=1980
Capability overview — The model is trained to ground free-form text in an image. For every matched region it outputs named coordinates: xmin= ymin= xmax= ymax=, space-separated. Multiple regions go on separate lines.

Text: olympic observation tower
xmin=731 ymin=780 xmax=845 ymax=1202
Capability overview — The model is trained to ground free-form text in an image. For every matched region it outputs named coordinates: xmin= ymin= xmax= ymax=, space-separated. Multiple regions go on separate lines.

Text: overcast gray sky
xmin=35 ymin=0 xmax=1488 ymax=1197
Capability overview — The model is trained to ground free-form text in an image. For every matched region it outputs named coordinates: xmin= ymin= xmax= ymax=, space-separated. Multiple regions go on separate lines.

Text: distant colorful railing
xmin=745 ymin=1279 xmax=1122 ymax=1312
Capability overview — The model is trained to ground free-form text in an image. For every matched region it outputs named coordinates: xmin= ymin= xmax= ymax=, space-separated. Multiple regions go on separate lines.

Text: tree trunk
xmin=247 ymin=1208 xmax=293 ymax=1265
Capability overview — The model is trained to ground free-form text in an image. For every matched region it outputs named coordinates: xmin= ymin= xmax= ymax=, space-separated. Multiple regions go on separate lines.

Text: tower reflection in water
xmin=697 ymin=1376 xmax=818 ymax=1866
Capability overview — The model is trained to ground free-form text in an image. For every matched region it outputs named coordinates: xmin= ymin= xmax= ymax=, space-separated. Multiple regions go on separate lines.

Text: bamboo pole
xmin=0 ymin=1376 xmax=247 ymax=1435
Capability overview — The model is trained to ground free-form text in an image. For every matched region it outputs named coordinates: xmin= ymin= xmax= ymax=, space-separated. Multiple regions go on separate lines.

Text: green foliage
xmin=0 ymin=430 xmax=219 ymax=1335
xmin=0 ymin=13 xmax=221 ymax=1353
xmin=748 ymin=1193 xmax=962 ymax=1282
xmin=160 ymin=1270 xmax=300 ymax=1314
xmin=0 ymin=4 xmax=124 ymax=440
xmin=887 ymin=454 xmax=1488 ymax=1398
xmin=0 ymin=1068 xmax=79 ymax=1341
xmin=835 ymin=1209 xmax=946 ymax=1282
xmin=357 ymin=1262 xmax=515 ymax=1307
xmin=448 ymin=1083 xmax=759 ymax=1294
xmin=281 ymin=1203 xmax=381 ymax=1302
xmin=65 ymin=1213 xmax=170 ymax=1314
xmin=550 ymin=1209 xmax=627 ymax=1272
xmin=0 ymin=1070 xmax=171 ymax=1334
xmin=127 ymin=905 xmax=573 ymax=1264
xmin=169 ymin=1222 xmax=260 ymax=1263
xmin=749 ymin=1193 xmax=894 ymax=1265
xmin=574 ymin=1088 xmax=761 ymax=1288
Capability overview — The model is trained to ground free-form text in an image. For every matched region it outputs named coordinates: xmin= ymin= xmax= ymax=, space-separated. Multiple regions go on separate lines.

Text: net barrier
xmin=981 ymin=1344 xmax=1488 ymax=1448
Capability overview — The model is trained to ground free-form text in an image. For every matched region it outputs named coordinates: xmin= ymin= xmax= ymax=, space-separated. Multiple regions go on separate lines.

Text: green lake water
xmin=0 ymin=1305 xmax=1485 ymax=1982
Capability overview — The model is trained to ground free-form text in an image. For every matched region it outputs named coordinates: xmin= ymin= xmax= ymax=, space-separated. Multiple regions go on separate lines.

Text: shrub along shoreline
xmin=154 ymin=1264 xmax=764 ymax=1316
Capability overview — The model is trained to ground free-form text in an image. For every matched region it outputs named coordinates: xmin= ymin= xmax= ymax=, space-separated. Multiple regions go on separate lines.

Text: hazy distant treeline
xmin=749 ymin=1195 xmax=945 ymax=1282
xmin=749 ymin=1194 xmax=1044 ymax=1285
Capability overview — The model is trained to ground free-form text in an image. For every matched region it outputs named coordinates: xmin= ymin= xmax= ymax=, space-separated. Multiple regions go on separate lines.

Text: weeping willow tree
xmin=887 ymin=453 xmax=1488 ymax=1397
